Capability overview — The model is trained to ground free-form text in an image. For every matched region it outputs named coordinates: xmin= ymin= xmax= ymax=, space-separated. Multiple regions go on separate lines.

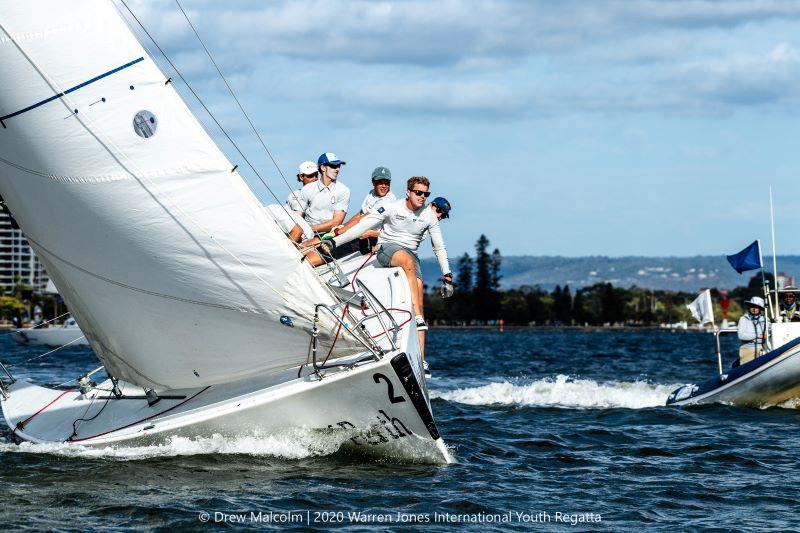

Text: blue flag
xmin=726 ymin=241 xmax=762 ymax=274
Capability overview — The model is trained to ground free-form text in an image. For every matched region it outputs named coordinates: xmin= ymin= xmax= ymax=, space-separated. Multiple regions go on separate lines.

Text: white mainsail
xmin=0 ymin=0 xmax=354 ymax=389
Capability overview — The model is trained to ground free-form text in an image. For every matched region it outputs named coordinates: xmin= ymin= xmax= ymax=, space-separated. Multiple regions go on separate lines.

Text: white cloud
xmin=117 ymin=0 xmax=800 ymax=117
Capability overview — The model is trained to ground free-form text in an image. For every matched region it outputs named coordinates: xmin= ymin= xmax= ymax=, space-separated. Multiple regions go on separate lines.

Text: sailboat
xmin=0 ymin=0 xmax=451 ymax=463
xmin=10 ymin=316 xmax=88 ymax=348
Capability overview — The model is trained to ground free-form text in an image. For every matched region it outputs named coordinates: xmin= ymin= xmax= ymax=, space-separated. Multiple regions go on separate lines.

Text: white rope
xmin=17 ymin=311 xmax=71 ymax=331
xmin=11 ymin=335 xmax=87 ymax=367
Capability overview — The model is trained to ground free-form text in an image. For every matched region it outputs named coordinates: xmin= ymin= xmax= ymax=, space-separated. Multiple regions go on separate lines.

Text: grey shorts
xmin=376 ymin=243 xmax=421 ymax=280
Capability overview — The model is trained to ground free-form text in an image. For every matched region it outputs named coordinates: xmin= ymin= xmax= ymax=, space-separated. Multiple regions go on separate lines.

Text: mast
xmin=770 ymin=186 xmax=780 ymax=316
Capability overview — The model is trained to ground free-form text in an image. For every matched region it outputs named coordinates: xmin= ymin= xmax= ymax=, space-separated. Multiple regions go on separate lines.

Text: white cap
xmin=745 ymin=296 xmax=765 ymax=309
xmin=298 ymin=161 xmax=317 ymax=175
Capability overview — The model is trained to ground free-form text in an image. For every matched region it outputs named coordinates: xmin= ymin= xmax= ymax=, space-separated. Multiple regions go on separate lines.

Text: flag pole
xmin=758 ymin=239 xmax=775 ymax=319
xmin=770 ymin=186 xmax=780 ymax=316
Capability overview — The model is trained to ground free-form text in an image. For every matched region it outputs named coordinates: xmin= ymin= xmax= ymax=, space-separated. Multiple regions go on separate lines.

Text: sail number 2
xmin=373 ymin=373 xmax=406 ymax=404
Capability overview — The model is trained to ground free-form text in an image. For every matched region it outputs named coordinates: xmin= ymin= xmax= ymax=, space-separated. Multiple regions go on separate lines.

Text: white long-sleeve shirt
xmin=286 ymin=189 xmax=303 ymax=212
xmin=737 ymin=313 xmax=768 ymax=347
xmin=360 ymin=189 xmax=396 ymax=214
xmin=333 ymin=199 xmax=451 ymax=275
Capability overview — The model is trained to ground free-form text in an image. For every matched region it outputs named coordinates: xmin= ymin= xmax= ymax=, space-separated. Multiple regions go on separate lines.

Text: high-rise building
xmin=0 ymin=210 xmax=49 ymax=294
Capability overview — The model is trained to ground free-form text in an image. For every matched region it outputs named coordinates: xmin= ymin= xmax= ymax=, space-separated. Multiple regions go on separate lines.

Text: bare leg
xmin=303 ymin=249 xmax=326 ymax=266
xmin=289 ymin=225 xmax=303 ymax=242
xmin=390 ymin=251 xmax=426 ymax=359
xmin=390 ymin=251 xmax=421 ymax=316
xmin=417 ymin=277 xmax=426 ymax=361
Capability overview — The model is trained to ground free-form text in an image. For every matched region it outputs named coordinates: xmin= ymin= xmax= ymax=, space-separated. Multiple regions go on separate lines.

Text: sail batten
xmin=0 ymin=0 xmax=356 ymax=390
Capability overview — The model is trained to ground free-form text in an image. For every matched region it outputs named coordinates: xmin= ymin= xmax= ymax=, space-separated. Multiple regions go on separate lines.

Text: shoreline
xmin=430 ymin=325 xmax=704 ymax=332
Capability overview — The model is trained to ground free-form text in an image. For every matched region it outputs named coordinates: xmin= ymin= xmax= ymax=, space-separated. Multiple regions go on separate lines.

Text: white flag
xmin=687 ymin=289 xmax=715 ymax=326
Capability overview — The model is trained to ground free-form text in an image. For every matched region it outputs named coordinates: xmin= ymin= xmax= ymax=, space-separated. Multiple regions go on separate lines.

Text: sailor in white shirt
xmin=293 ymin=152 xmax=350 ymax=235
xmin=313 ymin=176 xmax=453 ymax=362
xmin=265 ymin=160 xmax=317 ymax=241
xmin=287 ymin=160 xmax=319 ymax=213
xmin=331 ymin=166 xmax=396 ymax=255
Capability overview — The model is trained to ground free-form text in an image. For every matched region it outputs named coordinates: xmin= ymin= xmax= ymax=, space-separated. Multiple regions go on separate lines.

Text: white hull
xmin=3 ymin=349 xmax=450 ymax=463
xmin=667 ymin=336 xmax=800 ymax=407
xmin=9 ymin=327 xmax=87 ymax=347
xmin=1 ymin=256 xmax=452 ymax=464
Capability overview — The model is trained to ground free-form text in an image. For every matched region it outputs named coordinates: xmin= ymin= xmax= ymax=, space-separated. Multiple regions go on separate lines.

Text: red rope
xmin=12 ymin=388 xmax=75 ymax=436
xmin=70 ymin=387 xmax=209 ymax=442
xmin=321 ymin=252 xmax=375 ymax=367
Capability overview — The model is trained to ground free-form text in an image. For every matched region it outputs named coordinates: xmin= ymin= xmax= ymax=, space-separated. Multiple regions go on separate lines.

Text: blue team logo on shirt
xmin=378 ymin=207 xmax=385 ymax=213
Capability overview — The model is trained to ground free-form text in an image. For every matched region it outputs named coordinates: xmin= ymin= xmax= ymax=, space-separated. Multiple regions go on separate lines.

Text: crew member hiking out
xmin=291 ymin=152 xmax=350 ymax=240
xmin=329 ymin=165 xmax=396 ymax=255
xmin=311 ymin=176 xmax=453 ymax=367
xmin=265 ymin=160 xmax=317 ymax=242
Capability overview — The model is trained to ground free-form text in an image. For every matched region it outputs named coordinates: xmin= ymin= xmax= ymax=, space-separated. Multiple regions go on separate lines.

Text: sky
xmin=121 ymin=0 xmax=800 ymax=258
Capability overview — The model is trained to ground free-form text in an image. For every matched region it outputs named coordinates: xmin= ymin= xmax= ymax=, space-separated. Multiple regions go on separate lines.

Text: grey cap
xmin=371 ymin=166 xmax=392 ymax=181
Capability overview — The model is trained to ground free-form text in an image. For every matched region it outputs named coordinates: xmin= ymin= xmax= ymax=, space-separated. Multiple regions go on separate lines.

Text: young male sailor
xmin=737 ymin=296 xmax=768 ymax=365
xmin=326 ymin=166 xmax=396 ymax=255
xmin=318 ymin=176 xmax=453 ymax=361
xmin=291 ymin=153 xmax=350 ymax=238
xmin=264 ymin=160 xmax=318 ymax=241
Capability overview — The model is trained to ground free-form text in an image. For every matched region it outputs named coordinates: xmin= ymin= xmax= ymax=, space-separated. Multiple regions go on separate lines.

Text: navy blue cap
xmin=318 ymin=152 xmax=346 ymax=166
xmin=431 ymin=197 xmax=451 ymax=218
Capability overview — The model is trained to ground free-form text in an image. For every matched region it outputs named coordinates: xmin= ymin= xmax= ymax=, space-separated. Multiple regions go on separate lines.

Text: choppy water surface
xmin=2 ymin=329 xmax=799 ymax=530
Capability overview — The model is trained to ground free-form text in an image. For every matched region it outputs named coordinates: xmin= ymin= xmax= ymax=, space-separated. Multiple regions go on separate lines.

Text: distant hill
xmin=420 ymin=255 xmax=800 ymax=292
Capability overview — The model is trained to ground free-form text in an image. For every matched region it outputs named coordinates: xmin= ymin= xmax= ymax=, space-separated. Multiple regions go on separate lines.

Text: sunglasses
xmin=410 ymin=189 xmax=431 ymax=198
xmin=325 ymin=163 xmax=342 ymax=169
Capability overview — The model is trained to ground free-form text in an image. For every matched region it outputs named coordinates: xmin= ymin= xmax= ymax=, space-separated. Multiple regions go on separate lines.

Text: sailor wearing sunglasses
xmin=292 ymin=152 xmax=351 ymax=237
xmin=318 ymin=176 xmax=453 ymax=362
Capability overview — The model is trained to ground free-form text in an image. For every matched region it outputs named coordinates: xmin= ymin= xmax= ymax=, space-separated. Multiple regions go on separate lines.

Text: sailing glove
xmin=440 ymin=279 xmax=455 ymax=299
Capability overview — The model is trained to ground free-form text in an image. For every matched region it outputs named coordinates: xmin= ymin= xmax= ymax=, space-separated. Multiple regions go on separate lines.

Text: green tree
xmin=501 ymin=290 xmax=530 ymax=324
xmin=490 ymin=248 xmax=502 ymax=292
xmin=552 ymin=285 xmax=572 ymax=324
xmin=455 ymin=253 xmax=474 ymax=293
xmin=474 ymin=235 xmax=495 ymax=322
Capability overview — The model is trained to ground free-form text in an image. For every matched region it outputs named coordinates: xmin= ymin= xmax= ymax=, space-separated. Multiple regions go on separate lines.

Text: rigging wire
xmin=117 ymin=0 xmax=302 ymax=235
xmin=57 ymin=365 xmax=105 ymax=388
xmin=174 ymin=0 xmax=296 ymax=199
xmin=0 ymin=5 xmax=367 ymax=370
xmin=0 ymin=310 xmax=72 ymax=344
xmin=8 ymin=335 xmax=87 ymax=368
xmin=118 ymin=1 xmax=369 ymax=345
xmin=0 ymin=16 xmax=317 ymax=329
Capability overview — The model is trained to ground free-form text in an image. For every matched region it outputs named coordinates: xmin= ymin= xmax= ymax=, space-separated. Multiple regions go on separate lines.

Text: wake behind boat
xmin=0 ymin=1 xmax=450 ymax=463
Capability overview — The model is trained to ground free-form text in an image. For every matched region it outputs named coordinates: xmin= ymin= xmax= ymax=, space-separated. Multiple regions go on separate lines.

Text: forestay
xmin=0 ymin=0 xmax=356 ymax=389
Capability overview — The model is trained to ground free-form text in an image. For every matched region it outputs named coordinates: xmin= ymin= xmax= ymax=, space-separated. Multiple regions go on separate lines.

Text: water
xmin=2 ymin=329 xmax=799 ymax=530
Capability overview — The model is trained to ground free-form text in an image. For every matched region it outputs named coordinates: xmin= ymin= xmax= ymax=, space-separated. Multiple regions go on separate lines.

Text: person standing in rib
xmin=309 ymin=176 xmax=453 ymax=367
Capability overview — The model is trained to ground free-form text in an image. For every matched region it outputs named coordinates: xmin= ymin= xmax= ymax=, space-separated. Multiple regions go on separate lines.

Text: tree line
xmin=424 ymin=235 xmax=760 ymax=327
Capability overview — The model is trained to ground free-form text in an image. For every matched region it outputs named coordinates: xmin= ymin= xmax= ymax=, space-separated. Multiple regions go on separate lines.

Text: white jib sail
xmin=0 ymin=0 xmax=356 ymax=389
